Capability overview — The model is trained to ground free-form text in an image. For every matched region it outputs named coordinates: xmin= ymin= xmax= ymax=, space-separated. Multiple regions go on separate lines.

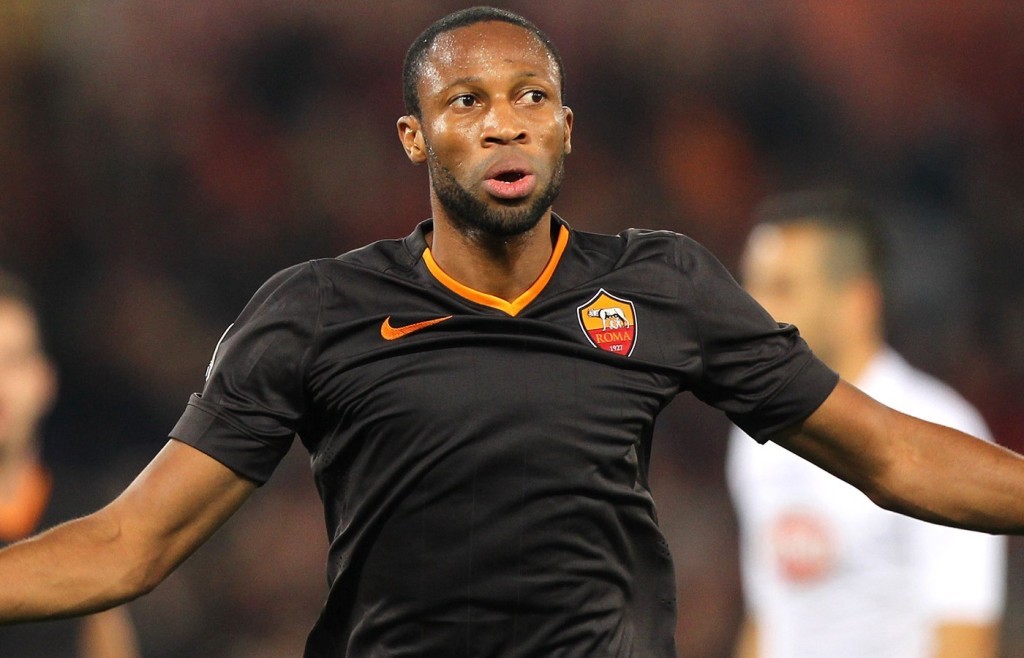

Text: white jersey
xmin=727 ymin=348 xmax=1006 ymax=658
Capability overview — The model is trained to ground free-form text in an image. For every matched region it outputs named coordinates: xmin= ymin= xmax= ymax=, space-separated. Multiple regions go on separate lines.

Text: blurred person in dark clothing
xmin=0 ymin=270 xmax=140 ymax=658
xmin=4 ymin=8 xmax=1024 ymax=657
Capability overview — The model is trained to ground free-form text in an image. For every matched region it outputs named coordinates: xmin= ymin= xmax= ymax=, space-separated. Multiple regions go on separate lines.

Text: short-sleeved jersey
xmin=171 ymin=217 xmax=837 ymax=657
xmin=728 ymin=348 xmax=1006 ymax=658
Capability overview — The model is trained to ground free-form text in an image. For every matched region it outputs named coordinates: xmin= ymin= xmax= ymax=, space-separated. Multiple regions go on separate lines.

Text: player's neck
xmin=427 ymin=213 xmax=557 ymax=303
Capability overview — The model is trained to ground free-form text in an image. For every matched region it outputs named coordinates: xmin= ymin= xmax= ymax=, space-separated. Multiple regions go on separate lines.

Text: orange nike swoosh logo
xmin=380 ymin=315 xmax=453 ymax=340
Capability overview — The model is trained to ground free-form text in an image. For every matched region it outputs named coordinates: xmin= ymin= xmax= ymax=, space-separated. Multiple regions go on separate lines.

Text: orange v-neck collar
xmin=423 ymin=224 xmax=569 ymax=317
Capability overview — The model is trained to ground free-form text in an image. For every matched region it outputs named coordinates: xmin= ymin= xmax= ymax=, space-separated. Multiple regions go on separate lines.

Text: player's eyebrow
xmin=445 ymin=70 xmax=545 ymax=89
xmin=443 ymin=75 xmax=481 ymax=90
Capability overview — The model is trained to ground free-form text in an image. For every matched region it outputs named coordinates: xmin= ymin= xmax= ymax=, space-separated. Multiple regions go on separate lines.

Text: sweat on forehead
xmin=418 ymin=24 xmax=558 ymax=102
xmin=402 ymin=7 xmax=565 ymax=117
xmin=429 ymin=22 xmax=550 ymax=67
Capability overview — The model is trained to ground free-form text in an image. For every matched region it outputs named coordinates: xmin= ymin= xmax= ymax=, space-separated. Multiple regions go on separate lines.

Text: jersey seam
xmin=293 ymin=262 xmax=327 ymax=421
xmin=676 ymin=237 xmax=708 ymax=385
xmin=307 ymin=260 xmax=328 ymax=372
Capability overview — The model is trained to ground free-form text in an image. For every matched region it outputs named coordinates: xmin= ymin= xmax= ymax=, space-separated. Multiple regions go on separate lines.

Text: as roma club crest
xmin=577 ymin=289 xmax=637 ymax=356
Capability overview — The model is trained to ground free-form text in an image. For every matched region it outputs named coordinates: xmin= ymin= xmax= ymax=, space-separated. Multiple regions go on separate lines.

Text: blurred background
xmin=1 ymin=0 xmax=1022 ymax=655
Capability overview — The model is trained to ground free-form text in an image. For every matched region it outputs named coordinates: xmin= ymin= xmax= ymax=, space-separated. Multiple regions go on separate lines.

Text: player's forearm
xmin=871 ymin=413 xmax=1024 ymax=533
xmin=0 ymin=441 xmax=256 ymax=624
xmin=0 ymin=508 xmax=156 ymax=623
xmin=780 ymin=380 xmax=1024 ymax=534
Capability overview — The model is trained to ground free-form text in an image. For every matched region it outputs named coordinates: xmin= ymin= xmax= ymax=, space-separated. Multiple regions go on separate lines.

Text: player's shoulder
xmin=243 ymin=235 xmax=412 ymax=310
xmin=570 ymin=224 xmax=710 ymax=271
xmin=268 ymin=229 xmax=422 ymax=293
xmin=334 ymin=232 xmax=418 ymax=270
xmin=247 ymin=260 xmax=321 ymax=301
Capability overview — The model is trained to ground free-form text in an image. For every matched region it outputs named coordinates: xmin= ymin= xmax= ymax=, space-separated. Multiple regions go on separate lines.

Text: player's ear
xmin=397 ymin=115 xmax=427 ymax=164
xmin=562 ymin=106 xmax=573 ymax=155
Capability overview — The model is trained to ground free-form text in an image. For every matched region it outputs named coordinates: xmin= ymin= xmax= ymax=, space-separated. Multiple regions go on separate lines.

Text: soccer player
xmin=0 ymin=271 xmax=140 ymax=658
xmin=727 ymin=191 xmax=1005 ymax=658
xmin=1 ymin=7 xmax=1024 ymax=657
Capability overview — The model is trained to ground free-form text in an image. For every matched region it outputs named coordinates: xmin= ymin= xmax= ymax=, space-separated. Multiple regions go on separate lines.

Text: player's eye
xmin=520 ymin=90 xmax=546 ymax=104
xmin=450 ymin=94 xmax=477 ymax=108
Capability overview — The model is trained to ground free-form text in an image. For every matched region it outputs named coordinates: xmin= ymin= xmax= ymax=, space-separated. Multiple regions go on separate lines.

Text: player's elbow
xmin=89 ymin=508 xmax=174 ymax=602
xmin=861 ymin=482 xmax=905 ymax=514
xmin=852 ymin=446 xmax=924 ymax=515
xmin=849 ymin=412 xmax=938 ymax=519
xmin=856 ymin=461 xmax=967 ymax=528
xmin=119 ymin=554 xmax=167 ymax=600
xmin=118 ymin=536 xmax=180 ymax=601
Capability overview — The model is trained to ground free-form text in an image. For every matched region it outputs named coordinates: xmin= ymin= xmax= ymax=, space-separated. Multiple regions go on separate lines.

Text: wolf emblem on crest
xmin=577 ymin=290 xmax=637 ymax=356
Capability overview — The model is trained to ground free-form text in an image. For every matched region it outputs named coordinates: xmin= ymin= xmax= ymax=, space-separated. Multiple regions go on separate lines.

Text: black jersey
xmin=171 ymin=217 xmax=838 ymax=657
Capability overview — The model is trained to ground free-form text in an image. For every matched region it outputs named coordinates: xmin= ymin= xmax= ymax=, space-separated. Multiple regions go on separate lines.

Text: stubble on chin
xmin=427 ymin=154 xmax=565 ymax=241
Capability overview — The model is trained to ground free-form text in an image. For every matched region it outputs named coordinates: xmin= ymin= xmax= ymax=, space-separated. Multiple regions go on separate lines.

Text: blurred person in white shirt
xmin=727 ymin=190 xmax=1005 ymax=658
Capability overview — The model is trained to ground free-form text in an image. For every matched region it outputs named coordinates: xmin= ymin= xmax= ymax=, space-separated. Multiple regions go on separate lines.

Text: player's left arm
xmin=773 ymin=379 xmax=1024 ymax=534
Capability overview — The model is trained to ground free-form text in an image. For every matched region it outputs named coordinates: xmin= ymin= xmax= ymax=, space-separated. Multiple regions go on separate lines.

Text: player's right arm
xmin=0 ymin=439 xmax=256 ymax=622
xmin=776 ymin=380 xmax=1024 ymax=533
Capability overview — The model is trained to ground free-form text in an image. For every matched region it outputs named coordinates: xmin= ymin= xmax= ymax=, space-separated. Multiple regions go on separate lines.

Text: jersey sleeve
xmin=169 ymin=262 xmax=323 ymax=485
xmin=676 ymin=236 xmax=838 ymax=442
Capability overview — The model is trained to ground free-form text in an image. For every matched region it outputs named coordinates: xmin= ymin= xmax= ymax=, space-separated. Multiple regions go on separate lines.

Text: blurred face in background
xmin=0 ymin=299 xmax=56 ymax=463
xmin=740 ymin=222 xmax=849 ymax=368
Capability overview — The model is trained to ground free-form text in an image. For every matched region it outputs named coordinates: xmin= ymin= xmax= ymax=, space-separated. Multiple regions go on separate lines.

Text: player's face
xmin=0 ymin=301 xmax=55 ymax=461
xmin=740 ymin=224 xmax=843 ymax=364
xmin=399 ymin=21 xmax=573 ymax=238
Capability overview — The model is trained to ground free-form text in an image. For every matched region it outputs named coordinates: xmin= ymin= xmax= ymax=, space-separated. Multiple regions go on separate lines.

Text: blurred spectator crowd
xmin=0 ymin=1 xmax=1022 ymax=656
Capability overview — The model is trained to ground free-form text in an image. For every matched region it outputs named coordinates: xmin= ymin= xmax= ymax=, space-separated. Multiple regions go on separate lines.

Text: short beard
xmin=427 ymin=150 xmax=565 ymax=240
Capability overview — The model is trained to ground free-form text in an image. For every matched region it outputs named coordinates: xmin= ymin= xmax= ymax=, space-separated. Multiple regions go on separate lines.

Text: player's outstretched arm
xmin=774 ymin=379 xmax=1024 ymax=534
xmin=0 ymin=439 xmax=256 ymax=623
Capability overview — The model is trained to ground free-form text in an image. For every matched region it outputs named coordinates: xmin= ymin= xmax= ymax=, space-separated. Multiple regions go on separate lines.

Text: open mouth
xmin=482 ymin=160 xmax=537 ymax=200
xmin=493 ymin=170 xmax=527 ymax=183
xmin=484 ymin=170 xmax=536 ymax=199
